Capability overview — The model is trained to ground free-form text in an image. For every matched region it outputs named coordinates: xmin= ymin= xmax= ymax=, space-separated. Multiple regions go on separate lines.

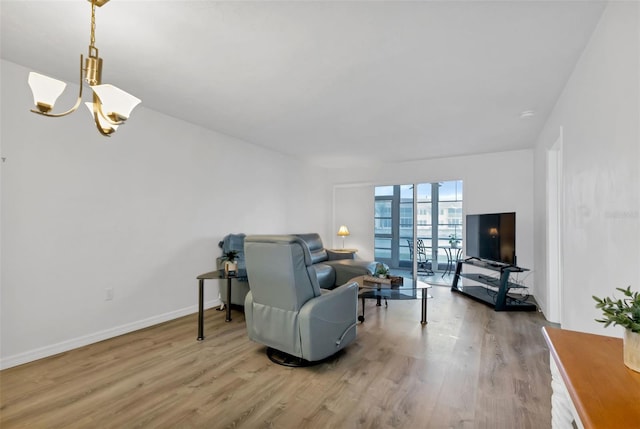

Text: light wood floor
xmin=1 ymin=286 xmax=554 ymax=429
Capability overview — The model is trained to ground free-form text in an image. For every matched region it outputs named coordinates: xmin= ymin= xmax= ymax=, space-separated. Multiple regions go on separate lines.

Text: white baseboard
xmin=0 ymin=298 xmax=222 ymax=370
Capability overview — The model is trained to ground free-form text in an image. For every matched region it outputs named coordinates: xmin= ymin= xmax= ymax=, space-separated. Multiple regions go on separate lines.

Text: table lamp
xmin=337 ymin=225 xmax=350 ymax=248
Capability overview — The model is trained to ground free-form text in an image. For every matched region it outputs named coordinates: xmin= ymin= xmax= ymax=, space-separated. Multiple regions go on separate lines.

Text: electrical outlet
xmin=105 ymin=288 xmax=114 ymax=301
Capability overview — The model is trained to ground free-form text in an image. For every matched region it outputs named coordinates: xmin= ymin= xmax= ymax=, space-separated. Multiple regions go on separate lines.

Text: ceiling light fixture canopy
xmin=27 ymin=0 xmax=140 ymax=136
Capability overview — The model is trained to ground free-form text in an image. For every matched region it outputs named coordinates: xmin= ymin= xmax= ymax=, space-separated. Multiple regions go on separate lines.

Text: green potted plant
xmin=593 ymin=286 xmax=640 ymax=373
xmin=220 ymin=250 xmax=239 ymax=275
xmin=448 ymin=233 xmax=460 ymax=248
xmin=375 ymin=263 xmax=389 ymax=279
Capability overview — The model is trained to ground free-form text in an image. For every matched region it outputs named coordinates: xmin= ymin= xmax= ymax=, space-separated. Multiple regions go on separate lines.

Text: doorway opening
xmin=374 ymin=180 xmax=463 ymax=281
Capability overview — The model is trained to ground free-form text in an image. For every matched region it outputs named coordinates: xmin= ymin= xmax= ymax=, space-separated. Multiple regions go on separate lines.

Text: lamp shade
xmin=337 ymin=225 xmax=350 ymax=237
xmin=91 ymin=84 xmax=141 ymax=120
xmin=85 ymin=102 xmax=119 ymax=132
xmin=28 ymin=72 xmax=67 ymax=112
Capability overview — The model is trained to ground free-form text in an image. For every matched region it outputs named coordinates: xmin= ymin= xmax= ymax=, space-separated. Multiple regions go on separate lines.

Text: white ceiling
xmin=1 ymin=1 xmax=606 ymax=168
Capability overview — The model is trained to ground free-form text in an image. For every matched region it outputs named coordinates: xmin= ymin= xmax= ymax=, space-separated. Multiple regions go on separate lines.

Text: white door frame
xmin=546 ymin=127 xmax=564 ymax=324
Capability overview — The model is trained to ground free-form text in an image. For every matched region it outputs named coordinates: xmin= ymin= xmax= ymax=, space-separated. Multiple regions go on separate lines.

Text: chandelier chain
xmin=90 ymin=0 xmax=96 ymax=49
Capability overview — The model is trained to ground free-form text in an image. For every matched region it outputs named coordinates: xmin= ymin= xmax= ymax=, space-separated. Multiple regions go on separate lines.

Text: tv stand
xmin=451 ymin=259 xmax=536 ymax=311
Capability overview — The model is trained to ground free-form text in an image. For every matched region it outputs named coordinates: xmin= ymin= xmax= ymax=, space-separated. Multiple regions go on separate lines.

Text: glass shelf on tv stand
xmin=451 ymin=259 xmax=536 ymax=311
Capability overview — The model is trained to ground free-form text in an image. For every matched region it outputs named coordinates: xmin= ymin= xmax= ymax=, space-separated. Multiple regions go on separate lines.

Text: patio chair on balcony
xmin=407 ymin=239 xmax=434 ymax=276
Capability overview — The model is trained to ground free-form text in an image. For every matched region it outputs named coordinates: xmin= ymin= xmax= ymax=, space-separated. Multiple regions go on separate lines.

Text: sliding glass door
xmin=375 ymin=180 xmax=463 ymax=277
xmin=374 ymin=185 xmax=414 ymax=270
xmin=432 ymin=181 xmax=464 ymax=271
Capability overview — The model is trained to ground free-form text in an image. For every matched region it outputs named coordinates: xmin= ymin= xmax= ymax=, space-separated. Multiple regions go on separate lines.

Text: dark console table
xmin=451 ymin=258 xmax=536 ymax=311
xmin=196 ymin=269 xmax=248 ymax=340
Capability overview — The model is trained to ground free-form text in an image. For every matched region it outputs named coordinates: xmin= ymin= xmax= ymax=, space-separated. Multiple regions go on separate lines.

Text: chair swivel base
xmin=266 ymin=347 xmax=317 ymax=367
xmin=267 ymin=347 xmax=318 ymax=367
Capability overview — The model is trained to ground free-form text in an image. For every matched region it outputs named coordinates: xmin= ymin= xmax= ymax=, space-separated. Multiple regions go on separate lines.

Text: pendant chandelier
xmin=27 ymin=0 xmax=141 ymax=136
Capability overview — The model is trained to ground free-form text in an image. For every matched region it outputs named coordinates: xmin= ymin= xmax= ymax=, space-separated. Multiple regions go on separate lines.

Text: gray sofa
xmin=218 ymin=233 xmax=379 ymax=307
xmin=294 ymin=233 xmax=379 ymax=290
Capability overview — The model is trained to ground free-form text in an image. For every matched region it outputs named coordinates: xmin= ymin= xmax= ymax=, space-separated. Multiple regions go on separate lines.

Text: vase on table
xmin=624 ymin=329 xmax=640 ymax=373
xmin=224 ymin=261 xmax=238 ymax=276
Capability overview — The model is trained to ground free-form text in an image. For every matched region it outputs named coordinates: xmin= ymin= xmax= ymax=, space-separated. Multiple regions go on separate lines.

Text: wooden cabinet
xmin=542 ymin=327 xmax=640 ymax=429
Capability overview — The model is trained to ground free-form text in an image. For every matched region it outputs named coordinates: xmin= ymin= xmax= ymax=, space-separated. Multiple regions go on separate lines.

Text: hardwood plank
xmin=0 ymin=286 xmax=553 ymax=428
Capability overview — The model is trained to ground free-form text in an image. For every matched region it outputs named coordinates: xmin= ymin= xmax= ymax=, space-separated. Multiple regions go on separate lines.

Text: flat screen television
xmin=465 ymin=212 xmax=516 ymax=265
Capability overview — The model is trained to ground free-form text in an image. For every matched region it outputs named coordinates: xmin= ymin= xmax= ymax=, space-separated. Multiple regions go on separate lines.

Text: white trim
xmin=546 ymin=127 xmax=564 ymax=324
xmin=0 ymin=298 xmax=221 ymax=370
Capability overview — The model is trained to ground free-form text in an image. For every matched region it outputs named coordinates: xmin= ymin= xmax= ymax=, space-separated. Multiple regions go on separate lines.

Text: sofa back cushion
xmin=294 ymin=233 xmax=328 ymax=264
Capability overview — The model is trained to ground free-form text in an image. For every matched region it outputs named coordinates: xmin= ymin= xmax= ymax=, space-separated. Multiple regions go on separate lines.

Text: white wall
xmin=533 ymin=1 xmax=639 ymax=335
xmin=330 ymin=150 xmax=535 ymax=290
xmin=332 ymin=183 xmax=375 ymax=260
xmin=0 ymin=60 xmax=330 ymax=368
xmin=285 ymin=163 xmax=333 ymax=240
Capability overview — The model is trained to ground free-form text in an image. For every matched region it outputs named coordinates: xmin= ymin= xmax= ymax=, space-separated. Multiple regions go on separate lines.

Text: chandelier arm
xmin=90 ymin=93 xmax=113 ymax=136
xmin=30 ymin=55 xmax=85 ymax=118
xmin=95 ymin=100 xmax=125 ymax=126
xmin=92 ymin=110 xmax=114 ymax=137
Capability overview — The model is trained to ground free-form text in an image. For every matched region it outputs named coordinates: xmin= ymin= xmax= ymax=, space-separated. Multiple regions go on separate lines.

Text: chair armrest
xmin=298 ymin=282 xmax=358 ymax=360
xmin=301 ymin=282 xmax=358 ymax=322
xmin=325 ymin=260 xmax=378 ymax=286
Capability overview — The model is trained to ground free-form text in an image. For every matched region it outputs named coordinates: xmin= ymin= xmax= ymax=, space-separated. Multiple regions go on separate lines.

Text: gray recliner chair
xmin=244 ymin=235 xmax=358 ymax=366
